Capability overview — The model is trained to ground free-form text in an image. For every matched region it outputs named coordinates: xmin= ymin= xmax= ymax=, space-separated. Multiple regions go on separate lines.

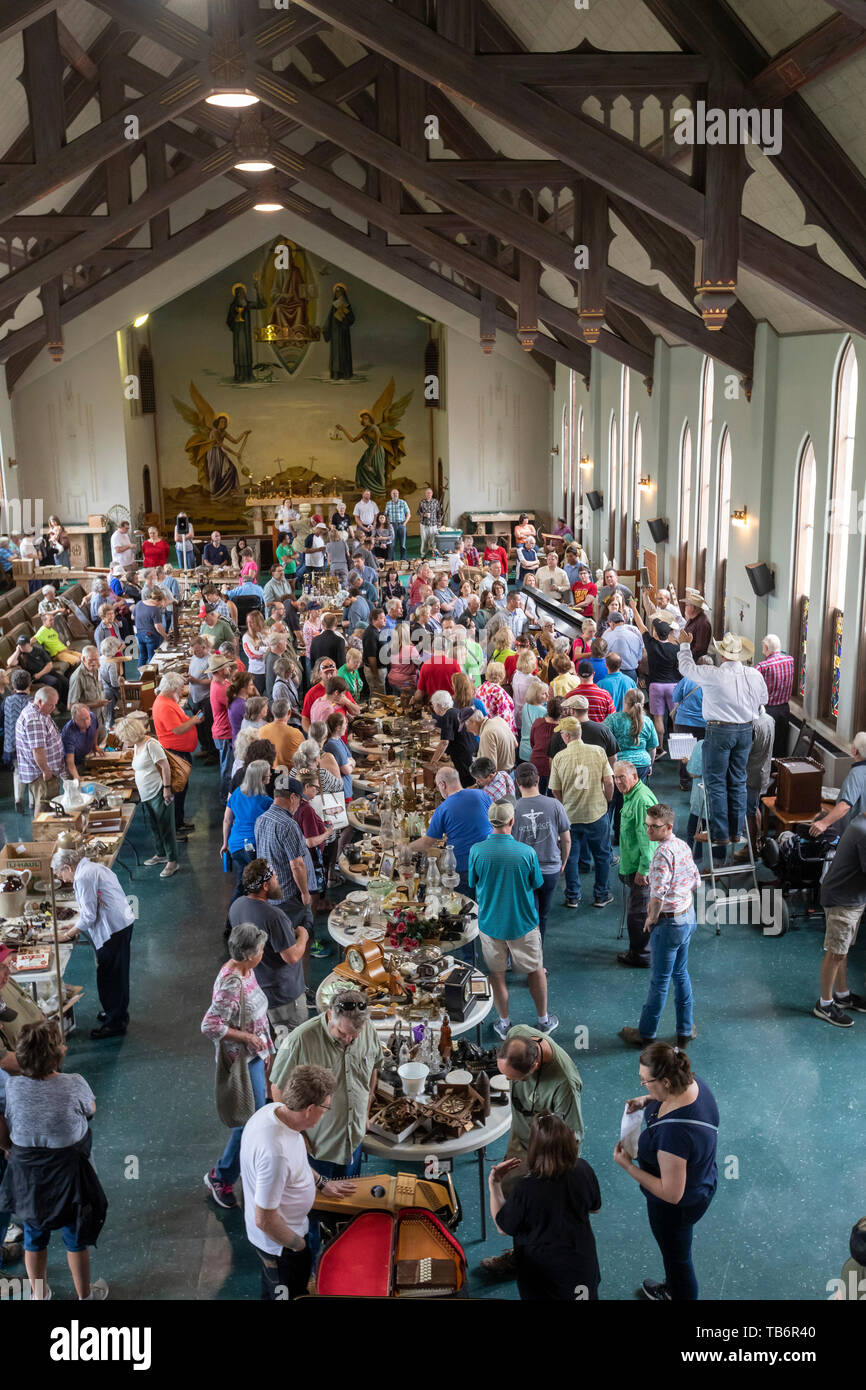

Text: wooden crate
xmin=30 ymin=809 xmax=87 ymax=842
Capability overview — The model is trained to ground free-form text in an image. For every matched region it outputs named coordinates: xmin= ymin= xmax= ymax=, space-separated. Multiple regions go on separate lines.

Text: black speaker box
xmin=586 ymin=491 xmax=603 ymax=512
xmin=746 ymin=561 xmax=774 ymax=596
xmin=647 ymin=517 xmax=669 ymax=543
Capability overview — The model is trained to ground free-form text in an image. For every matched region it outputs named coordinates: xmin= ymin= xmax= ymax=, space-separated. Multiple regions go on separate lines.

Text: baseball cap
xmin=607 ymin=610 xmax=625 ymax=624
xmin=16 ymin=634 xmax=29 ymax=646
xmin=274 ymin=770 xmax=304 ymax=796
xmin=554 ymin=716 xmax=581 ymax=734
xmin=488 ymin=800 xmax=514 ymax=827
xmin=563 ymin=694 xmax=589 ymax=712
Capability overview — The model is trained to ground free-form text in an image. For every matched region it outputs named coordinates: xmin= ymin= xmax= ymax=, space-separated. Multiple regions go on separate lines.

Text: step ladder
xmin=695 ymin=779 xmax=759 ymax=935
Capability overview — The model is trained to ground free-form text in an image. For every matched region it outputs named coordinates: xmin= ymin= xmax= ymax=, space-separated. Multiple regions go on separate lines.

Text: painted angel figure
xmin=333 ymin=377 xmax=412 ymax=496
xmin=172 ymin=382 xmax=251 ymax=498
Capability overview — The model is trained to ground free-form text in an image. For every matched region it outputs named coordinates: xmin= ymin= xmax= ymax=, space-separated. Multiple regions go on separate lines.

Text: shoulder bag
xmin=214 ymin=975 xmax=256 ymax=1128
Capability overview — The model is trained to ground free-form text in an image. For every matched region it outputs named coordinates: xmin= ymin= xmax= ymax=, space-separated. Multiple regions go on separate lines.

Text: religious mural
xmin=152 ymin=237 xmax=432 ymax=529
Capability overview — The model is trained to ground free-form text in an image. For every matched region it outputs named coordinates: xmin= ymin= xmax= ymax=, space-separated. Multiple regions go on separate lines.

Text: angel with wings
xmin=333 ymin=377 xmax=412 ymax=495
xmin=172 ymin=382 xmax=251 ymax=498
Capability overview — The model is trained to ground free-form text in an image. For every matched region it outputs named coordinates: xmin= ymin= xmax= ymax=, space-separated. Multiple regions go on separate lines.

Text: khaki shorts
xmin=479 ymin=928 xmax=543 ymax=974
xmin=823 ymin=905 xmax=865 ymax=955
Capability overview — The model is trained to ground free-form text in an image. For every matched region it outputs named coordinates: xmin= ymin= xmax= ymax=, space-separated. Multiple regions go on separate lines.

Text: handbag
xmin=165 ymin=748 xmax=192 ymax=794
xmin=214 ymin=977 xmax=256 ymax=1128
xmin=312 ymin=788 xmax=349 ymax=831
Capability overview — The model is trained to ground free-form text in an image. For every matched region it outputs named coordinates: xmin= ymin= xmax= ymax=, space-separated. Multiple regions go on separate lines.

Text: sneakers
xmin=813 ymin=999 xmax=854 ymax=1028
xmin=492 ymin=1019 xmax=511 ymax=1040
xmin=564 ymin=897 xmax=580 ymax=910
xmin=160 ymin=861 xmax=180 ymax=878
xmin=536 ymin=1014 xmax=559 ymax=1035
xmin=144 ymin=855 xmax=167 ymax=867
xmin=593 ymin=894 xmax=615 ymax=909
xmin=5 ymin=1222 xmax=22 ymax=1244
xmin=641 ymin=1277 xmax=671 ymax=1301
xmin=82 ymin=1279 xmax=109 ymax=1301
xmin=309 ymin=940 xmax=332 ymax=958
xmin=204 ymin=1169 xmax=238 ymax=1209
xmin=834 ymin=991 xmax=866 ymax=1013
xmin=619 ymin=1026 xmax=651 ymax=1047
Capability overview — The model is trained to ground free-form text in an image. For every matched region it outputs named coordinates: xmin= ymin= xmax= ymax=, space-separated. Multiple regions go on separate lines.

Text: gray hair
xmin=436 ymin=766 xmax=461 ymax=791
xmin=240 ymin=758 xmax=271 ymax=797
xmin=70 ymin=702 xmax=91 ymax=720
xmin=763 ymin=633 xmax=781 ymax=653
xmin=612 ymin=759 xmax=639 ymax=781
xmin=294 ymin=738 xmax=320 ymax=767
xmin=271 ymin=698 xmax=289 ymax=719
xmin=81 ymin=644 xmax=98 ymax=660
xmin=34 ymin=687 xmax=58 ymax=707
xmin=232 ymin=727 xmax=259 ymax=768
xmin=268 ymin=632 xmax=288 ymax=650
xmin=227 ymin=921 xmax=268 ymax=962
xmin=307 ymin=723 xmax=327 ymax=747
xmin=157 ymin=671 xmax=186 ymax=696
xmin=41 ymin=585 xmax=57 ymax=597
xmin=51 ymin=846 xmax=85 ymax=875
xmin=430 ymin=689 xmax=453 ymax=714
xmin=100 ymin=636 xmax=123 ymax=658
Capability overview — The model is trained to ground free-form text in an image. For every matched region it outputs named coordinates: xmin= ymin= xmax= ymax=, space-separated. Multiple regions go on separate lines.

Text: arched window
xmin=608 ymin=412 xmax=618 ymax=560
xmin=821 ymin=338 xmax=858 ymax=724
xmin=574 ymin=403 xmax=584 ymax=539
xmin=619 ymin=368 xmax=630 ymax=561
xmin=677 ymin=421 xmax=692 ymax=595
xmin=632 ymin=415 xmax=643 ymax=568
xmin=695 ymin=356 xmax=714 ymax=593
xmin=714 ymin=427 xmax=732 ymax=634
xmin=790 ymin=437 xmax=816 ymax=701
xmin=561 ymin=401 xmax=569 ymax=525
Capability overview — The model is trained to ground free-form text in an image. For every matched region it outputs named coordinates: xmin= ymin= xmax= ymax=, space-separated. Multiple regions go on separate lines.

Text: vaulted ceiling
xmin=2 ymin=0 xmax=866 ymax=394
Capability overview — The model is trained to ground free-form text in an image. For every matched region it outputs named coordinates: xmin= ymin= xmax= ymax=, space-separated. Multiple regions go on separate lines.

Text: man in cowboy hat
xmin=676 ymin=629 xmax=768 ymax=862
xmin=680 ymin=587 xmax=712 ymax=660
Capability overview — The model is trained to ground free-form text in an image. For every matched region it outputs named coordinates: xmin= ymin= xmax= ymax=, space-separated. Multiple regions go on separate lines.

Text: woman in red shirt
xmin=143 ymin=526 xmax=169 ymax=569
xmin=152 ymin=671 xmax=201 ymax=838
xmin=483 ymin=535 xmax=509 ymax=576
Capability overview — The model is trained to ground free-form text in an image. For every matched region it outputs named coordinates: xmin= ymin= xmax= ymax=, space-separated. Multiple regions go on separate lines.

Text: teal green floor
xmin=3 ymin=754 xmax=862 ymax=1301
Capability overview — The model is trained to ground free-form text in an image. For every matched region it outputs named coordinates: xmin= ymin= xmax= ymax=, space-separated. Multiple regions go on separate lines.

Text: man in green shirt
xmin=32 ymin=611 xmax=81 ymax=671
xmin=614 ymin=760 xmax=658 ymax=968
xmin=200 ymin=607 xmax=236 ymax=648
xmin=480 ymin=1023 xmax=585 ymax=1281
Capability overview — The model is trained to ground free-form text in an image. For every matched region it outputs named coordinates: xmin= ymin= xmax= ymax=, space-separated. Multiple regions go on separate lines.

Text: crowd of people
xmin=1 ymin=500 xmax=862 ymax=1306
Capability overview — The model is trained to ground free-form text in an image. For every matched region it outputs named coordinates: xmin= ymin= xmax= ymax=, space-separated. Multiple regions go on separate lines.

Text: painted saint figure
xmin=322 ymin=282 xmax=355 ymax=379
xmin=269 ymin=250 xmax=307 ymax=335
xmin=226 ymin=275 xmax=265 ymax=382
xmin=207 ymin=415 xmax=249 ymax=498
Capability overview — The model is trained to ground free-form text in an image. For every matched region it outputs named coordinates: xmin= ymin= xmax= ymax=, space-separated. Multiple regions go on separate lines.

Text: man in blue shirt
xmin=385 ymin=489 xmax=410 ymax=560
xmin=598 ymin=652 xmax=637 ymax=712
xmin=409 ymin=767 xmax=491 ymax=894
xmin=343 ymin=580 xmax=370 ymax=635
xmin=672 ymin=673 xmax=706 ymax=791
xmin=227 ymin=578 xmax=266 ymax=602
xmin=469 ymin=800 xmax=557 ymax=1039
xmin=203 ymin=530 xmax=230 ymax=566
xmin=61 ymin=704 xmax=99 ymax=776
xmin=603 ymin=610 xmax=644 ymax=679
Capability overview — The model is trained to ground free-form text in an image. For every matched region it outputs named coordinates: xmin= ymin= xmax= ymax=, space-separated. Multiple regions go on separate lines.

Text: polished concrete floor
xmin=2 ymin=753 xmax=862 ymax=1301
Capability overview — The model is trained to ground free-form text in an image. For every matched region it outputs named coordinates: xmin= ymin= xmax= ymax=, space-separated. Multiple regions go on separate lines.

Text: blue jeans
xmin=646 ymin=1192 xmax=713 ymax=1300
xmin=536 ymin=871 xmax=560 ymax=940
xmin=638 ymin=911 xmax=696 ymax=1040
xmin=307 ymin=1143 xmax=364 ymax=1263
xmin=702 ymin=722 xmax=752 ymax=851
xmin=390 ymin=524 xmax=407 ymax=560
xmin=215 ymin=736 xmax=234 ymax=800
xmin=136 ymin=632 xmax=162 ymax=667
xmin=214 ymin=1055 xmax=267 ymax=1185
xmin=0 ymin=1153 xmax=10 ymax=1255
xmin=176 ymin=540 xmax=195 ymax=570
xmin=565 ymin=814 xmax=612 ymax=902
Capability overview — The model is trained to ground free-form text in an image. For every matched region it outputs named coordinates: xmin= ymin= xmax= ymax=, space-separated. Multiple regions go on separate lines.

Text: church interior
xmin=0 ymin=0 xmax=865 ymax=1325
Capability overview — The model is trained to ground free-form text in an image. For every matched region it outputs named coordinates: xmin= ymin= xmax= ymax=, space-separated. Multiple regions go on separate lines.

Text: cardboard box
xmin=87 ymin=514 xmax=105 ymax=529
xmin=0 ymin=841 xmax=55 ymax=881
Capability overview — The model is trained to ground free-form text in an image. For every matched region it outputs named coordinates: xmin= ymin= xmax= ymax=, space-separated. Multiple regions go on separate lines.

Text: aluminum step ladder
xmin=695 ymin=780 xmax=759 ymax=935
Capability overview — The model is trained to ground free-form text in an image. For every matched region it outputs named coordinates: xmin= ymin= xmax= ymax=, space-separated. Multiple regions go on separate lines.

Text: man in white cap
xmin=676 ymin=629 xmax=768 ymax=861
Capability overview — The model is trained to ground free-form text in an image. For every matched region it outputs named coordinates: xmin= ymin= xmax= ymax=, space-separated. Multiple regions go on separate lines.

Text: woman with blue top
xmin=221 ymin=759 xmax=273 ymax=900
xmin=614 ymin=1042 xmax=719 ymax=1301
xmin=323 ymin=709 xmax=354 ymax=802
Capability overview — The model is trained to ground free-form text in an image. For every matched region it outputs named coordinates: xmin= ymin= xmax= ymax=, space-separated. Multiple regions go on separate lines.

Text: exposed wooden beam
xmin=694 ymin=78 xmax=745 ymax=330
xmin=429 ymin=159 xmax=573 ymax=186
xmin=145 ymin=135 xmax=170 ymax=247
xmin=479 ymin=53 xmax=709 ymax=85
xmin=0 ymin=0 xmax=58 ymax=43
xmin=242 ymin=12 xmax=327 ymax=62
xmin=574 ymin=183 xmax=609 ymax=344
xmin=752 ymin=14 xmax=866 ymax=101
xmin=291 ymin=0 xmax=866 ymax=332
xmin=821 ymin=2 xmax=866 ymax=26
xmin=23 ymin=13 xmax=66 ymax=164
xmin=57 ymin=18 xmax=100 ymax=82
xmin=85 ymin=0 xmax=211 ymax=61
xmin=436 ymin=0 xmax=477 ymax=51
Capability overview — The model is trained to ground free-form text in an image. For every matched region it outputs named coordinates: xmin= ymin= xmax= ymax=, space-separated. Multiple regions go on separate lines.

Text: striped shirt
xmin=385 ymin=498 xmax=409 ymax=525
xmin=755 ymin=651 xmax=794 ymax=706
xmin=649 ymin=833 xmax=701 ymax=915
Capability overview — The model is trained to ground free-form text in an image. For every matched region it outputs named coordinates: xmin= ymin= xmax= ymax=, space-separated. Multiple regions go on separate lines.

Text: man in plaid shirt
xmin=15 ymin=687 xmax=65 ymax=812
xmin=385 ymin=488 xmax=410 ymax=560
xmin=418 ymin=487 xmax=443 ymax=557
xmin=620 ymin=802 xmax=701 ymax=1049
xmin=755 ymin=633 xmax=795 ymax=757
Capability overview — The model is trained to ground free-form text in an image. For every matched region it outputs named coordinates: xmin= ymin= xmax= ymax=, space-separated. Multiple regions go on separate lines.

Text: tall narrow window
xmin=820 ymin=339 xmax=858 ymax=724
xmin=561 ymin=401 xmax=569 ymax=526
xmin=790 ymin=438 xmax=816 ymax=701
xmin=677 ymin=421 xmax=692 ymax=595
xmin=632 ymin=415 xmax=643 ymax=568
xmin=608 ymin=412 xmax=618 ymax=560
xmin=714 ymin=427 xmax=732 ymax=634
xmin=574 ymin=404 xmax=584 ymax=538
xmin=620 ymin=368 xmax=630 ymax=561
xmin=695 ymin=356 xmax=714 ymax=593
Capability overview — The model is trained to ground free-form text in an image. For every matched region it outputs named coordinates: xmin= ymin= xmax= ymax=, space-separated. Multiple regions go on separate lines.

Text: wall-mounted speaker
xmin=586 ymin=491 xmax=603 ymax=512
xmin=746 ymin=561 xmax=775 ymax=597
xmin=647 ymin=517 xmax=669 ymax=543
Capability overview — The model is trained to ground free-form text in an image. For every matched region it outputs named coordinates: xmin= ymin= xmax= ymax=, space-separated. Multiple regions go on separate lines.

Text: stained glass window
xmin=832 ymin=609 xmax=844 ymax=719
xmin=798 ymin=596 xmax=809 ymax=700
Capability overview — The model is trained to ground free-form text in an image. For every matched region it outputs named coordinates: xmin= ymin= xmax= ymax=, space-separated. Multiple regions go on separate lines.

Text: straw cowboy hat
xmin=684 ymin=588 xmax=708 ymax=611
xmin=207 ymin=654 xmax=235 ymax=674
xmin=714 ymin=632 xmax=755 ymax=661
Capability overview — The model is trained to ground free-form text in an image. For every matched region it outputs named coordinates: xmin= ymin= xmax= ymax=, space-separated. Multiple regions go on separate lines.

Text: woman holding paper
xmin=614 ymin=1042 xmax=718 ymax=1301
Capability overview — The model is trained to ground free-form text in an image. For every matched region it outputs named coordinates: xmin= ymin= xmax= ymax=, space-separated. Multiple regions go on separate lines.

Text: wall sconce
xmin=133 ymin=314 xmax=149 ymax=328
xmin=731 ymin=505 xmax=749 ymax=528
xmin=550 ymin=445 xmax=559 ymax=455
xmin=638 ymin=475 xmax=652 ymax=491
xmin=579 ymin=455 xmax=593 ymax=470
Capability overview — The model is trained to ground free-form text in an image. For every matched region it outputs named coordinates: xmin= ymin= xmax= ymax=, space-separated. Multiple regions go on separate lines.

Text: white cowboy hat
xmin=714 ymin=632 xmax=754 ymax=661
xmin=684 ymin=588 xmax=708 ymax=610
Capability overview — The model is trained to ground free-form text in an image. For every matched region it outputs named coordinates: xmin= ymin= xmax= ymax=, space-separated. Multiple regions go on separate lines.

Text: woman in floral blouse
xmin=478 ymin=660 xmax=517 ymax=734
xmin=201 ymin=922 xmax=274 ymax=1210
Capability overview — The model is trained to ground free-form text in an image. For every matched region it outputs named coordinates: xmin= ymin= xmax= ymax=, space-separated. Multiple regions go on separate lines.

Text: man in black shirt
xmin=549 ymin=693 xmax=617 ymax=763
xmin=203 ymin=530 xmax=230 ymax=567
xmin=8 ymin=634 xmax=69 ymax=704
xmin=309 ymin=613 xmax=346 ymax=671
xmin=815 ymin=812 xmax=866 ymax=1027
xmin=362 ymin=608 xmax=389 ymax=695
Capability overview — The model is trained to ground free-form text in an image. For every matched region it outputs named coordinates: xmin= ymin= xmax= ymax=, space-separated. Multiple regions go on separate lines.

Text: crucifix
xmin=309 ymin=456 xmax=319 ymax=471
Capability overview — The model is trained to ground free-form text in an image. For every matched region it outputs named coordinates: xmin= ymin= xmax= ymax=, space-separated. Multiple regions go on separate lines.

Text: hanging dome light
xmin=233 ymin=111 xmax=274 ymax=171
xmin=253 ymin=176 xmax=284 ymax=211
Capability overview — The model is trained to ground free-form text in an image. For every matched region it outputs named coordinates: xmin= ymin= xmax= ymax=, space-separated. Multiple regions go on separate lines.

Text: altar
xmin=244 ymin=494 xmax=342 ymax=535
